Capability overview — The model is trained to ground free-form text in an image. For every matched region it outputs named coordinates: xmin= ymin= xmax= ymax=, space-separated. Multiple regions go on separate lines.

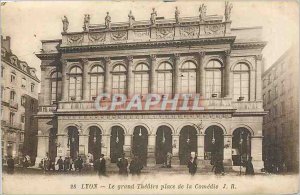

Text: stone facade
xmin=1 ymin=36 xmax=40 ymax=164
xmin=36 ymin=9 xmax=266 ymax=171
xmin=262 ymin=46 xmax=299 ymax=172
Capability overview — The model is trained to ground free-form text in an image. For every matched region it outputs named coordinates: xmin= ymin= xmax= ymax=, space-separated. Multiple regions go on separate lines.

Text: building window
xmin=268 ymin=90 xmax=271 ymax=103
xmin=134 ymin=63 xmax=149 ymax=96
xmin=9 ymin=112 xmax=15 ymax=125
xmin=51 ymin=71 xmax=62 ymax=103
xmin=10 ymin=74 xmax=16 ymax=83
xmin=233 ymin=63 xmax=250 ymax=101
xmin=157 ymin=62 xmax=173 ymax=95
xmin=21 ymin=78 xmax=26 ymax=88
xmin=1 ymin=67 xmax=4 ymax=77
xmin=10 ymin=91 xmax=16 ymax=101
xmin=68 ymin=66 xmax=82 ymax=101
xmin=274 ymin=85 xmax=278 ymax=99
xmin=281 ymin=80 xmax=285 ymax=95
xmin=281 ymin=101 xmax=285 ymax=115
xmin=90 ymin=65 xmax=104 ymax=100
xmin=31 ymin=83 xmax=35 ymax=92
xmin=180 ymin=61 xmax=197 ymax=94
xmin=21 ymin=96 xmax=26 ymax=106
xmin=112 ymin=64 xmax=127 ymax=94
xmin=21 ymin=114 xmax=25 ymax=123
xmin=205 ymin=60 xmax=222 ymax=98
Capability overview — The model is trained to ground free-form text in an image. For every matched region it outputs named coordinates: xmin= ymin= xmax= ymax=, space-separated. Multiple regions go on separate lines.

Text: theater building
xmin=35 ymin=8 xmax=266 ymax=170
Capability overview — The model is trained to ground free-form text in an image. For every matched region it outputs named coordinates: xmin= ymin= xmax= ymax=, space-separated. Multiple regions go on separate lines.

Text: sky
xmin=1 ymin=0 xmax=299 ymax=84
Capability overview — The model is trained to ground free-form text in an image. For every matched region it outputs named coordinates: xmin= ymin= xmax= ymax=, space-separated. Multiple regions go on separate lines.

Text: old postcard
xmin=1 ymin=0 xmax=299 ymax=194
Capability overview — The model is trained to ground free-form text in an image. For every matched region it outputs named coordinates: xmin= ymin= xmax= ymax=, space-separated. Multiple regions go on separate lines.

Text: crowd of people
xmin=7 ymin=152 xmax=257 ymax=176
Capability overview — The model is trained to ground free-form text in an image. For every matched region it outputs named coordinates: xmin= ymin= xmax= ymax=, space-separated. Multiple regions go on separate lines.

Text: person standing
xmin=187 ymin=156 xmax=197 ymax=176
xmin=64 ymin=157 xmax=70 ymax=172
xmin=166 ymin=152 xmax=173 ymax=168
xmin=56 ymin=156 xmax=64 ymax=171
xmin=117 ymin=153 xmax=128 ymax=175
xmin=97 ymin=154 xmax=106 ymax=176
xmin=77 ymin=156 xmax=83 ymax=172
xmin=245 ymin=157 xmax=254 ymax=175
xmin=7 ymin=156 xmax=14 ymax=174
xmin=212 ymin=158 xmax=224 ymax=175
xmin=129 ymin=156 xmax=143 ymax=175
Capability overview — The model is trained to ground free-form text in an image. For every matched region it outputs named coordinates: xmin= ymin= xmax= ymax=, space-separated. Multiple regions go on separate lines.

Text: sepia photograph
xmin=1 ymin=0 xmax=299 ymax=194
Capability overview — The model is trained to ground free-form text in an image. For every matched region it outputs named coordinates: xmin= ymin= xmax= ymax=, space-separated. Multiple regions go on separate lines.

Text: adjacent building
xmin=35 ymin=7 xmax=266 ymax=171
xmin=1 ymin=36 xmax=40 ymax=164
xmin=262 ymin=45 xmax=299 ymax=172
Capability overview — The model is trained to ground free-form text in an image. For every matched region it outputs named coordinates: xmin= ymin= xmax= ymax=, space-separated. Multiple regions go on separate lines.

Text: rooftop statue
xmin=128 ymin=10 xmax=135 ymax=27
xmin=224 ymin=1 xmax=233 ymax=21
xmin=83 ymin=14 xmax=90 ymax=31
xmin=199 ymin=3 xmax=207 ymax=22
xmin=62 ymin=15 xmax=69 ymax=33
xmin=150 ymin=8 xmax=157 ymax=25
xmin=175 ymin=7 xmax=180 ymax=24
xmin=105 ymin=12 xmax=111 ymax=29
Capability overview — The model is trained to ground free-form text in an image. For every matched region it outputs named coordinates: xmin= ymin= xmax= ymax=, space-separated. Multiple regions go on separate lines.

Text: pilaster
xmin=150 ymin=54 xmax=157 ymax=93
xmin=81 ymin=58 xmax=89 ymax=101
xmin=61 ymin=59 xmax=68 ymax=101
xmin=172 ymin=134 xmax=180 ymax=165
xmin=124 ymin=134 xmax=132 ymax=158
xmin=223 ymin=135 xmax=232 ymax=165
xmin=104 ymin=57 xmax=111 ymax=94
xmin=251 ymin=136 xmax=264 ymax=171
xmin=174 ymin=53 xmax=180 ymax=95
xmin=147 ymin=134 xmax=156 ymax=165
xmin=197 ymin=134 xmax=205 ymax=160
xmin=256 ymin=55 xmax=263 ymax=100
xmin=197 ymin=51 xmax=205 ymax=96
xmin=224 ymin=50 xmax=232 ymax=98
xmin=127 ymin=56 xmax=134 ymax=98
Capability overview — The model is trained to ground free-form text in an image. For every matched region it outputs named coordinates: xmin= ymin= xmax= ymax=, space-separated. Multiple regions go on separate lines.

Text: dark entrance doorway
xmin=110 ymin=126 xmax=125 ymax=163
xmin=67 ymin=126 xmax=79 ymax=159
xmin=204 ymin=125 xmax=224 ymax=164
xmin=132 ymin=126 xmax=148 ymax=166
xmin=179 ymin=125 xmax=197 ymax=165
xmin=155 ymin=126 xmax=172 ymax=164
xmin=232 ymin=128 xmax=251 ymax=166
xmin=88 ymin=126 xmax=102 ymax=160
xmin=48 ymin=128 xmax=57 ymax=160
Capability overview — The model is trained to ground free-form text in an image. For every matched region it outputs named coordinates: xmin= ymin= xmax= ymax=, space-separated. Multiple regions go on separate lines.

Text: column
xmin=197 ymin=51 xmax=205 ymax=96
xmin=147 ymin=134 xmax=156 ymax=165
xmin=101 ymin=134 xmax=110 ymax=160
xmin=126 ymin=56 xmax=134 ymax=98
xmin=256 ymin=55 xmax=263 ymax=100
xmin=251 ymin=136 xmax=264 ymax=171
xmin=79 ymin=134 xmax=88 ymax=157
xmin=81 ymin=58 xmax=89 ymax=101
xmin=224 ymin=50 xmax=232 ymax=98
xmin=197 ymin=134 xmax=205 ymax=160
xmin=124 ymin=134 xmax=132 ymax=158
xmin=223 ymin=135 xmax=232 ymax=165
xmin=44 ymin=78 xmax=51 ymax=105
xmin=40 ymin=67 xmax=46 ymax=104
xmin=250 ymin=70 xmax=256 ymax=101
xmin=172 ymin=134 xmax=180 ymax=165
xmin=61 ymin=59 xmax=68 ymax=101
xmin=174 ymin=53 xmax=180 ymax=94
xmin=150 ymin=54 xmax=157 ymax=93
xmin=104 ymin=57 xmax=111 ymax=95
xmin=35 ymin=135 xmax=48 ymax=166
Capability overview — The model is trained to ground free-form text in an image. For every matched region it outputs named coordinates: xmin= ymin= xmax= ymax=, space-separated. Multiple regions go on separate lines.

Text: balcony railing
xmin=9 ymin=100 xmax=18 ymax=109
xmin=232 ymin=101 xmax=263 ymax=112
xmin=38 ymin=105 xmax=57 ymax=113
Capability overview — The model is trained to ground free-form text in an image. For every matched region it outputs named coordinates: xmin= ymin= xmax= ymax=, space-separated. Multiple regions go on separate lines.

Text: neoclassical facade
xmin=36 ymin=8 xmax=266 ymax=170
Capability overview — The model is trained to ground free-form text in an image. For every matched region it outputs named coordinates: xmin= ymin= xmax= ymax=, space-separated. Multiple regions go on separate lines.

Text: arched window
xmin=233 ymin=63 xmax=250 ymax=101
xmin=90 ymin=65 xmax=104 ymax=100
xmin=112 ymin=64 xmax=127 ymax=94
xmin=205 ymin=60 xmax=222 ymax=98
xmin=180 ymin=61 xmax=197 ymax=94
xmin=51 ymin=71 xmax=62 ymax=102
xmin=157 ymin=62 xmax=173 ymax=95
xmin=69 ymin=66 xmax=82 ymax=100
xmin=134 ymin=63 xmax=149 ymax=95
xmin=21 ymin=78 xmax=26 ymax=88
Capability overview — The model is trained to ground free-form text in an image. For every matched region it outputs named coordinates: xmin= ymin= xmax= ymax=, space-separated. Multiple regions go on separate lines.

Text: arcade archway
xmin=132 ymin=126 xmax=148 ymax=165
xmin=232 ymin=128 xmax=251 ymax=166
xmin=110 ymin=126 xmax=125 ymax=163
xmin=179 ymin=125 xmax=197 ymax=165
xmin=88 ymin=126 xmax=102 ymax=160
xmin=204 ymin=125 xmax=224 ymax=164
xmin=155 ymin=126 xmax=172 ymax=164
xmin=67 ymin=126 xmax=79 ymax=159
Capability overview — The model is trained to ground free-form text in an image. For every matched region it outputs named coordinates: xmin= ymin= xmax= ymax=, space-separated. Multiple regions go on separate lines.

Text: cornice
xmin=35 ymin=52 xmax=61 ymax=60
xmin=59 ymin=36 xmax=236 ymax=53
xmin=232 ymin=41 xmax=267 ymax=50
